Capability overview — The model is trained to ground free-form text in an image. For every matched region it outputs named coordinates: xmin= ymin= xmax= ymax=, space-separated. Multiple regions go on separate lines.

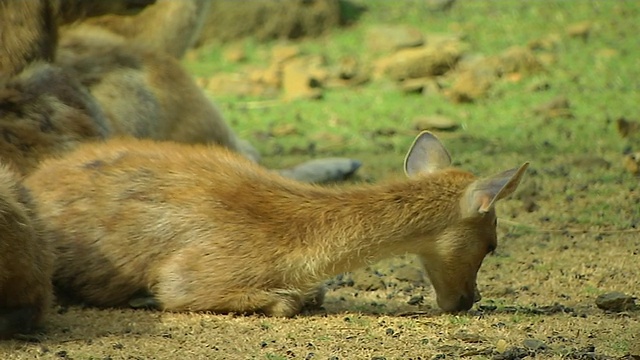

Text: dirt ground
xmin=3 ymin=1 xmax=640 ymax=359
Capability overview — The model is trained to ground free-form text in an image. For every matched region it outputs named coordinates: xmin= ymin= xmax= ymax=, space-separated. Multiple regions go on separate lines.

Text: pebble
xmin=595 ymin=292 xmax=637 ymax=312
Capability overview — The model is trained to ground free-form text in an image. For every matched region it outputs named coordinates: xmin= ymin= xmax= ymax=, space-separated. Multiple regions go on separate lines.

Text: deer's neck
xmin=280 ymin=170 xmax=473 ymax=280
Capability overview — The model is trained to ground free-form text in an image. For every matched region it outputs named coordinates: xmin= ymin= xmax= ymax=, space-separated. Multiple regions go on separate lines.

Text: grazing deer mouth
xmin=446 ymin=293 xmax=475 ymax=313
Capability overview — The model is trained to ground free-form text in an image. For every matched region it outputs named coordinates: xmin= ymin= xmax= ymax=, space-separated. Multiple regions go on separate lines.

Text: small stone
xmin=366 ymin=25 xmax=424 ymax=53
xmin=495 ymin=347 xmax=531 ymax=360
xmin=523 ymin=338 xmax=547 ymax=351
xmin=453 ymin=330 xmax=484 ymax=343
xmin=281 ymin=57 xmax=326 ymax=101
xmin=566 ymin=21 xmax=593 ymax=40
xmin=625 ymin=153 xmax=640 ymax=176
xmin=271 ymin=44 xmax=301 ymax=64
xmin=278 ymin=158 xmax=362 ymax=184
xmin=446 ymin=68 xmax=495 ymax=103
xmin=532 ymin=96 xmax=572 ymax=119
xmin=616 ymin=117 xmax=640 ymax=139
xmin=374 ymin=41 xmax=465 ymax=80
xmin=497 ymin=46 xmax=543 ymax=75
xmin=496 ymin=339 xmax=508 ymax=353
xmin=223 ymin=45 xmax=246 ymax=63
xmin=595 ymin=291 xmax=637 ymax=312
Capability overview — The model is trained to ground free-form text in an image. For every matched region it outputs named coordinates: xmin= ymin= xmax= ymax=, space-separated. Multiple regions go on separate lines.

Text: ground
xmin=2 ymin=1 xmax=639 ymax=359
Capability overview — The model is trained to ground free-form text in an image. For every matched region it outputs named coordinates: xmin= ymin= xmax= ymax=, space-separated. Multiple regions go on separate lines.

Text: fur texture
xmin=0 ymin=165 xmax=53 ymax=337
xmin=0 ymin=0 xmax=57 ymax=76
xmin=25 ymin=133 xmax=528 ymax=316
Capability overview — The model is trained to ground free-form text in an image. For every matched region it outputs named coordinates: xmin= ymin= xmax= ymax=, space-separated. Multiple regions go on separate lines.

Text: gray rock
xmin=595 ymin=292 xmax=637 ymax=312
xmin=523 ymin=338 xmax=547 ymax=351
xmin=279 ymin=158 xmax=361 ymax=183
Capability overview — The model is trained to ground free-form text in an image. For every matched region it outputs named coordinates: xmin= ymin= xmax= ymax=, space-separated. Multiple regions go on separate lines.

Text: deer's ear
xmin=404 ymin=131 xmax=452 ymax=177
xmin=462 ymin=162 xmax=530 ymax=215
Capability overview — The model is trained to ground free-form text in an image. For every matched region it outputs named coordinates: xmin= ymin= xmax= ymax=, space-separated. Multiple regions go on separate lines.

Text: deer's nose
xmin=454 ymin=294 xmax=475 ymax=312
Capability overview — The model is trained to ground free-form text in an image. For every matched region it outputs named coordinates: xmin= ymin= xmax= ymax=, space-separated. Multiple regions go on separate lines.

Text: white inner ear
xmin=404 ymin=131 xmax=452 ymax=177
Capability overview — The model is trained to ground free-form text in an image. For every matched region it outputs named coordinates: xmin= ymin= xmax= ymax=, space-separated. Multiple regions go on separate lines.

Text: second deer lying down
xmin=24 ymin=132 xmax=528 ymax=315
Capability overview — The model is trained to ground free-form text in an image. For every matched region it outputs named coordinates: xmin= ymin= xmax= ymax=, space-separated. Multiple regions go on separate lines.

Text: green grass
xmin=180 ymin=5 xmax=640 ymax=356
xmin=184 ymin=0 xmax=640 ymax=233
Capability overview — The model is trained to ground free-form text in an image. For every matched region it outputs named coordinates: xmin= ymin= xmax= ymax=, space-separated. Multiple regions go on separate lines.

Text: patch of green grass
xmin=447 ymin=315 xmax=471 ymax=326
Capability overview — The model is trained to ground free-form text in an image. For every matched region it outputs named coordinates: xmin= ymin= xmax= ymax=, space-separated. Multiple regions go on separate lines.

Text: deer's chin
xmin=437 ymin=293 xmax=476 ymax=313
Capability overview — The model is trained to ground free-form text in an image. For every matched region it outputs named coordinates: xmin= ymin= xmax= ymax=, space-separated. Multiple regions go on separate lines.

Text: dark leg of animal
xmin=0 ymin=306 xmax=41 ymax=338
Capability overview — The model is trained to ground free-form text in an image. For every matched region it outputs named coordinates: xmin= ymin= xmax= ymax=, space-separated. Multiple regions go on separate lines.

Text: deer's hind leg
xmin=153 ymin=279 xmax=306 ymax=317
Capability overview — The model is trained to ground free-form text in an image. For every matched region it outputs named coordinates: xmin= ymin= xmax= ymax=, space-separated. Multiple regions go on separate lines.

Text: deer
xmin=0 ymin=164 xmax=53 ymax=338
xmin=0 ymin=0 xmax=354 ymax=337
xmin=24 ymin=131 xmax=529 ymax=316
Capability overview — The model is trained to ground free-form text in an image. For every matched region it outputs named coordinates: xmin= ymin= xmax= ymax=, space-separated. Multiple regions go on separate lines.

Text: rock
xmin=337 ymin=56 xmax=360 ymax=80
xmin=623 ymin=153 xmax=640 ymax=176
xmin=278 ymin=158 xmax=362 ymax=184
xmin=399 ymin=78 xmax=429 ymax=93
xmin=453 ymin=330 xmax=484 ymax=343
xmin=223 ymin=45 xmax=247 ymax=63
xmin=281 ymin=56 xmax=326 ymax=101
xmin=496 ymin=339 xmax=508 ymax=353
xmin=496 ymin=46 xmax=543 ymax=75
xmin=195 ymin=0 xmax=342 ymax=44
xmin=527 ymin=33 xmax=562 ymax=51
xmin=532 ymin=96 xmax=572 ymax=119
xmin=412 ymin=115 xmax=459 ymax=131
xmin=566 ymin=21 xmax=593 ymax=41
xmin=595 ymin=291 xmax=637 ymax=312
xmin=272 ymin=44 xmax=301 ymax=65
xmin=522 ymin=339 xmax=547 ymax=351
xmin=206 ymin=73 xmax=262 ymax=97
xmin=494 ymin=347 xmax=532 ymax=360
xmin=616 ymin=117 xmax=640 ymax=139
xmin=374 ymin=41 xmax=465 ymax=80
xmin=270 ymin=123 xmax=299 ymax=137
xmin=447 ymin=68 xmax=495 ymax=103
xmin=366 ymin=25 xmax=424 ymax=53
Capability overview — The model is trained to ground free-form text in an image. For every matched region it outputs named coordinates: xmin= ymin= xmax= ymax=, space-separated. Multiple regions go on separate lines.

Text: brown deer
xmin=0 ymin=0 xmax=103 ymax=337
xmin=0 ymin=0 xmax=350 ymax=337
xmin=24 ymin=132 xmax=528 ymax=316
xmin=0 ymin=165 xmax=53 ymax=338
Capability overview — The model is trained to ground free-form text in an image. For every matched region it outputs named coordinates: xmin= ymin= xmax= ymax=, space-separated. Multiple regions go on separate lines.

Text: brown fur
xmin=55 ymin=20 xmax=257 ymax=161
xmin=73 ymin=0 xmax=211 ymax=58
xmin=54 ymin=0 xmax=155 ymax=25
xmin=0 ymin=63 xmax=111 ymax=176
xmin=0 ymin=0 xmax=57 ymax=76
xmin=24 ymin=133 xmax=528 ymax=316
xmin=0 ymin=165 xmax=53 ymax=337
